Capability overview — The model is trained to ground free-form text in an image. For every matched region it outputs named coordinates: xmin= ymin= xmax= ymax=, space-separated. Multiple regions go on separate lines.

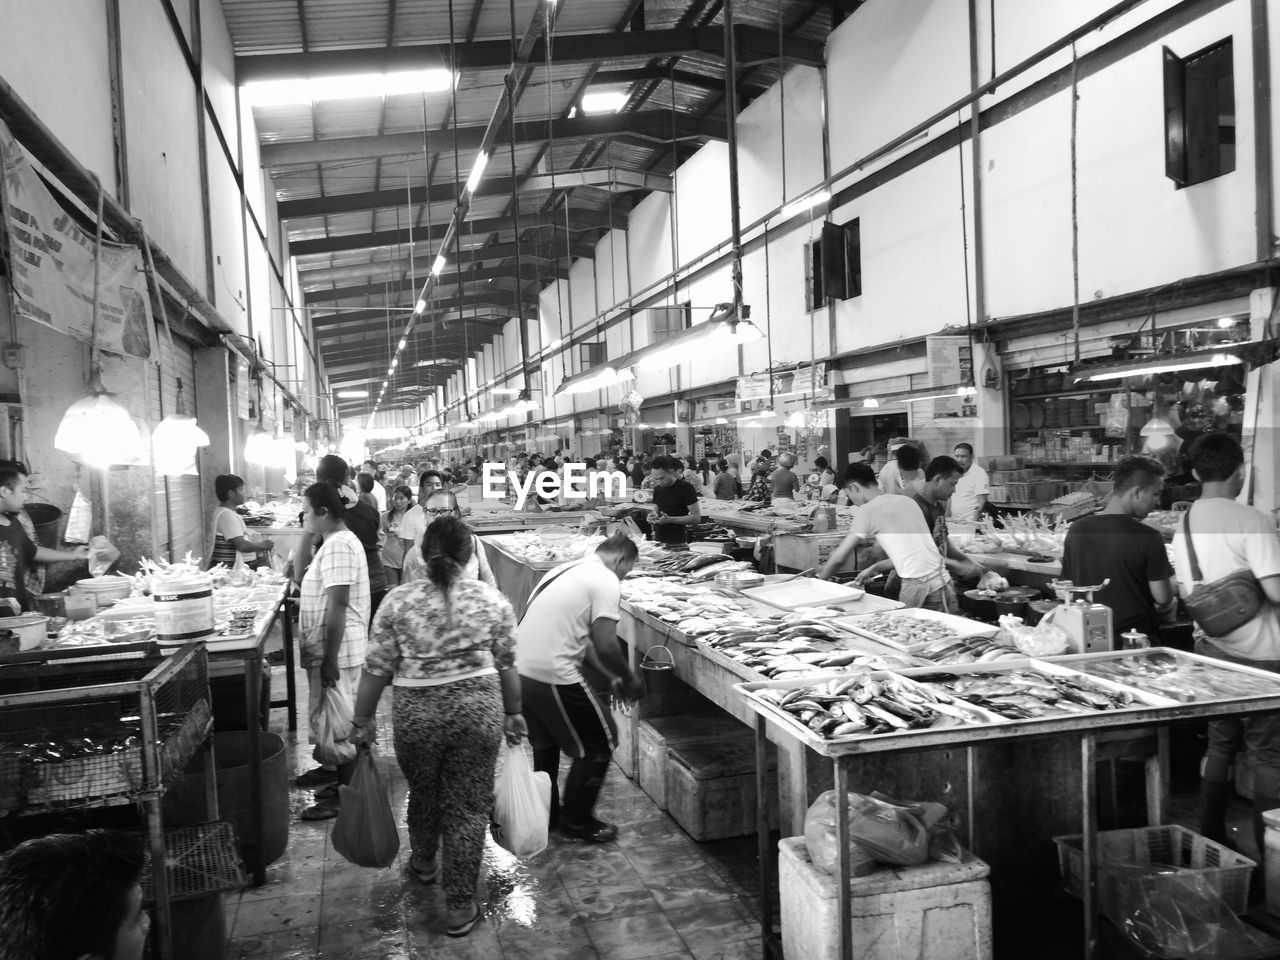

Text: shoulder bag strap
xmin=1182 ymin=506 xmax=1204 ymax=584
xmin=517 ymin=559 xmax=584 ymax=627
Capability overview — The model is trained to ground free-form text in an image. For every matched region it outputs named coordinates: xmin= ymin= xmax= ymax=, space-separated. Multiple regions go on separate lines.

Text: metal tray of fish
xmin=735 ymin=670 xmax=1011 ymax=753
xmin=1050 ymin=648 xmax=1280 ymax=704
xmin=833 ymin=608 xmax=998 ymax=653
xmin=894 ymin=659 xmax=1178 ymax=722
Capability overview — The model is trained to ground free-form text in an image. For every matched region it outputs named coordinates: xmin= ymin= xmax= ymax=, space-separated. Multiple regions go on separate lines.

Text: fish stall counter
xmin=737 ymin=647 xmax=1280 ymax=960
xmin=617 ymin=573 xmax=911 ymax=834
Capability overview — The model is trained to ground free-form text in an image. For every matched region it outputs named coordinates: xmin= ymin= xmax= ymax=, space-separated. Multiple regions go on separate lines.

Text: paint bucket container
xmin=154 ymin=576 xmax=215 ymax=644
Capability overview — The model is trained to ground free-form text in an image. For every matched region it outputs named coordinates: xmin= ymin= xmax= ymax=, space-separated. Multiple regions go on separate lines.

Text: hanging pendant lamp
xmin=152 ymin=378 xmax=210 ymax=477
xmin=55 ymin=190 xmax=148 ymax=469
xmin=54 ymin=363 xmax=148 ymax=469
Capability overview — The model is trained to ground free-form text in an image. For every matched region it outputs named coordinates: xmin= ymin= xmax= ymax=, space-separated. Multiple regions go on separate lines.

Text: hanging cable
xmin=506 ymin=0 xmax=533 ymax=401
xmin=448 ymin=0 xmax=471 ymax=422
xmin=542 ymin=12 xmax=565 ymax=365
xmin=1070 ymin=42 xmax=1081 ymax=367
xmin=956 ymin=111 xmax=976 ymax=390
xmin=668 ymin=65 xmax=681 ymax=309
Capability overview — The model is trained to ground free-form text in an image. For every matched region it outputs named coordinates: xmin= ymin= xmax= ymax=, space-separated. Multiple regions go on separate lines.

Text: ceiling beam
xmin=236 ymin=26 xmax=823 ymax=83
xmin=265 ymin=110 xmax=722 ymax=171
xmin=296 ymin=238 xmax=596 ymax=286
xmin=290 ymin=205 xmax=619 ymax=257
xmin=302 ymin=264 xmax=566 ymax=305
xmin=592 ymin=66 xmax=770 ymax=95
xmin=316 ymin=308 xmax=517 ymax=338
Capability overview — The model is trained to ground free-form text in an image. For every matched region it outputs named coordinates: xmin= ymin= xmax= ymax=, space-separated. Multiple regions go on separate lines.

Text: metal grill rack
xmin=0 ymin=642 xmax=221 ymax=960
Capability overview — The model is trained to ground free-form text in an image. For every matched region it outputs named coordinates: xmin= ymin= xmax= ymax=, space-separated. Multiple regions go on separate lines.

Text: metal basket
xmin=139 ymin=820 xmax=247 ymax=902
xmin=0 ymin=642 xmax=211 ymax=812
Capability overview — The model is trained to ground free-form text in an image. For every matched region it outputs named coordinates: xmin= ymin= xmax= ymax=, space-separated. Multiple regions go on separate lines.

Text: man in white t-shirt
xmin=950 ymin=443 xmax=989 ymax=521
xmin=360 ymin=460 xmax=388 ymax=513
xmin=818 ymin=462 xmax=953 ymax=611
xmin=399 ymin=470 xmax=446 ymax=547
xmin=1170 ymin=433 xmax=1280 ymax=856
xmin=517 ymin=534 xmax=643 ymax=843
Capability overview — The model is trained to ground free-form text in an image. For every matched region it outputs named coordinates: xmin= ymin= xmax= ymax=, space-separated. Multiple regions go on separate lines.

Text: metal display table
xmin=478 ymin=536 xmax=558 ymax=618
xmin=204 ymin=581 xmax=297 ymax=885
xmin=737 ymin=649 xmax=1280 ymax=960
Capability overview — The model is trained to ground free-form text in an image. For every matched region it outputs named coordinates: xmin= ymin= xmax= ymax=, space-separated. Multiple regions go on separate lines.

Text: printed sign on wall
xmin=0 ymin=120 xmax=154 ymax=359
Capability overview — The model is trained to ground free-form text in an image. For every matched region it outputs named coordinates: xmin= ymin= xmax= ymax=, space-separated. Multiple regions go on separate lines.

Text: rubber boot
xmin=560 ymin=756 xmax=616 ymax=842
xmin=1199 ymin=778 xmax=1232 ymax=846
xmin=532 ymin=747 xmax=561 ymax=829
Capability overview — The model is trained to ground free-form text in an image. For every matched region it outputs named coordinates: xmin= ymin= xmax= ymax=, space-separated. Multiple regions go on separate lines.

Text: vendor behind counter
xmin=0 ymin=461 xmax=92 ymax=611
xmin=648 ymin=455 xmax=701 ymax=547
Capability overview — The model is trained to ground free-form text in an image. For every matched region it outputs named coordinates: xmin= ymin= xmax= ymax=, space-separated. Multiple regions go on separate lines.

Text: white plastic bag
xmin=492 ymin=743 xmax=551 ymax=858
xmin=311 ymin=685 xmax=356 ymax=766
xmin=65 ymin=491 xmax=93 ymax=544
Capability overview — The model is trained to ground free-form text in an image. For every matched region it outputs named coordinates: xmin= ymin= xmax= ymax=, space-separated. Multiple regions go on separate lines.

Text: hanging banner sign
xmin=0 ymin=121 xmax=153 ymax=359
xmin=735 ymin=362 xmax=829 ymax=404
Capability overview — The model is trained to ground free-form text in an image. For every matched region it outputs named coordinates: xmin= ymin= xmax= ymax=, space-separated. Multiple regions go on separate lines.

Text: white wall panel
xmin=0 ymin=0 xmax=115 ymax=189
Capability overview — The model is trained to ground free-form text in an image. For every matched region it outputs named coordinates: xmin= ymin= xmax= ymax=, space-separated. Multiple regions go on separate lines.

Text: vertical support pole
xmin=140 ymin=683 xmax=172 ymax=960
xmin=966 ymin=0 xmax=987 ymax=325
xmin=754 ymin=715 xmax=773 ymax=954
xmin=1081 ymin=734 xmax=1098 ymax=960
xmin=245 ymin=647 xmax=266 ymax=885
xmin=1253 ymin=0 xmax=1274 ymax=262
xmin=281 ymin=590 xmax=298 ymax=732
xmin=723 ymin=0 xmax=744 ymax=322
xmin=834 ymin=757 xmax=853 ymax=960
xmin=201 ymin=735 xmax=220 ymax=821
xmin=1147 ymin=726 xmax=1171 ymax=826
xmin=966 ymin=745 xmax=978 ymax=853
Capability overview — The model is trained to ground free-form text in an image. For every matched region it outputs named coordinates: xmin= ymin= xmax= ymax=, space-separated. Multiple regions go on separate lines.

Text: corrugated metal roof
xmin=219 ymin=0 xmax=837 ymax=386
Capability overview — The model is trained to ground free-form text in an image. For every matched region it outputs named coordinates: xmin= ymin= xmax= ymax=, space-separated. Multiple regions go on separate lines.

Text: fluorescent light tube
xmin=581 ymin=91 xmax=628 ymax=114
xmin=431 ymin=254 xmax=447 ymax=276
xmin=465 ymin=152 xmax=490 ymax=194
xmin=244 ymin=69 xmax=454 ymax=107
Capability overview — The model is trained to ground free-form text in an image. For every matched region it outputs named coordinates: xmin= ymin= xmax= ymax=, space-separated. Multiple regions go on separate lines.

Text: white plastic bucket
xmin=153 ymin=576 xmax=215 ymax=644
xmin=1 ymin=613 xmax=49 ymax=650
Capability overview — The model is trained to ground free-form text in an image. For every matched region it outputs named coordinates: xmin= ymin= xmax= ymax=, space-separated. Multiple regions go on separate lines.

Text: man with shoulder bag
xmin=1172 ymin=433 xmax=1280 ymax=876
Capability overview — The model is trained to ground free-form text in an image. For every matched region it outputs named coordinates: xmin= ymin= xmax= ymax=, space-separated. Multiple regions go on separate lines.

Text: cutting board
xmin=741 ymin=578 xmax=867 ymax=611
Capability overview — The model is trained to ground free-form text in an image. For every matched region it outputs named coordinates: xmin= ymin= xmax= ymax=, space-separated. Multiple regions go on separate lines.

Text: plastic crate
xmin=1053 ymin=825 xmax=1255 ymax=920
xmin=139 ymin=820 xmax=246 ymax=902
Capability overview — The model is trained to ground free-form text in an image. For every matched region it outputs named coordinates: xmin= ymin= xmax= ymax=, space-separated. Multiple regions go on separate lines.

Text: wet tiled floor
xmin=223 ymin=666 xmax=769 ymax=960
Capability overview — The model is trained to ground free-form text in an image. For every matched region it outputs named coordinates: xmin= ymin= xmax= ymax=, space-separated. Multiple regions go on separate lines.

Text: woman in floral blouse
xmin=351 ymin=517 xmax=524 ymax=939
xmin=743 ymin=457 xmax=772 ymax=504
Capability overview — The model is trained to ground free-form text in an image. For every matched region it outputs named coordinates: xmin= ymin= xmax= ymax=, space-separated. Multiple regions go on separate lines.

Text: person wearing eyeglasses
xmin=401 ymin=491 xmax=496 ymax=588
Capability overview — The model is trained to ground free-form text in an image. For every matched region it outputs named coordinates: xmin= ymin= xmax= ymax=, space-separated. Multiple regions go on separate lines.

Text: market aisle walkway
xmin=222 ymin=666 xmax=769 ymax=960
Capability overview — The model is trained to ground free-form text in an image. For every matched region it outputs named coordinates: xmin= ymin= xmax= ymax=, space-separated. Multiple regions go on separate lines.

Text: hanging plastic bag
xmin=65 ymin=490 xmax=92 ymax=544
xmin=331 ymin=748 xmax=401 ymax=868
xmin=311 ymin=685 xmax=356 ymax=766
xmin=492 ymin=742 xmax=551 ymax=858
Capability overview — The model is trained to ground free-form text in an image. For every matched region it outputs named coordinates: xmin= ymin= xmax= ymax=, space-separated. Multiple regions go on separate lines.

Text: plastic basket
xmin=138 ymin=820 xmax=246 ymax=902
xmin=1053 ymin=825 xmax=1255 ymax=920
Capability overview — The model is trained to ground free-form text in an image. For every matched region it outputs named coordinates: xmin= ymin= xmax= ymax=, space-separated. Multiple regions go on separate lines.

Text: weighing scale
xmin=1049 ymin=579 xmax=1114 ymax=654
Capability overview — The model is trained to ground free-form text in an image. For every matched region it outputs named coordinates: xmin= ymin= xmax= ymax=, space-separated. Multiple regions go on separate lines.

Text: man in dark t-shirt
xmin=912 ymin=457 xmax=982 ymax=583
xmin=1061 ymin=456 xmax=1175 ymax=640
xmin=648 ymin=455 xmax=701 ymax=546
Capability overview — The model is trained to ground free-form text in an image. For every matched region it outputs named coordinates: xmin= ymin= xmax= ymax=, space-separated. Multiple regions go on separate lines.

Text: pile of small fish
xmin=844 ymin=612 xmax=1024 ymax=665
xmin=919 ymin=669 xmax=1140 ymax=719
xmin=641 ymin=552 xmax=736 ymax=576
xmin=703 ymin=615 xmax=919 ymax=679
xmin=754 ymin=673 xmax=994 ymax=739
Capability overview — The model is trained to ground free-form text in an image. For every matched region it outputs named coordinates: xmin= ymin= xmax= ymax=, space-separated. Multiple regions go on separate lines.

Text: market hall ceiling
xmin=223 ymin=0 xmax=852 ymax=413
